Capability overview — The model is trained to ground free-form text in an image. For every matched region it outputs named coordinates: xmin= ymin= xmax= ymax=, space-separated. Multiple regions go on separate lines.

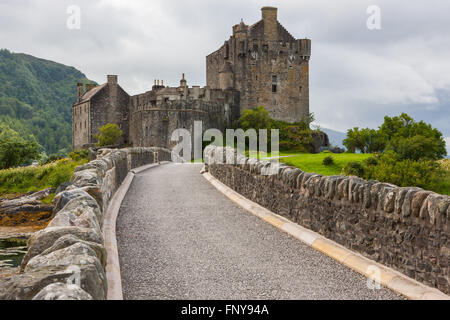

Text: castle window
xmin=272 ymin=75 xmax=277 ymax=93
xmin=299 ymin=86 xmax=302 ymax=96
xmin=263 ymin=44 xmax=268 ymax=53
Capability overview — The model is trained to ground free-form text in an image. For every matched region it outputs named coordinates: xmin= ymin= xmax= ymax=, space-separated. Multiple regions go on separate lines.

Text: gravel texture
xmin=117 ymin=163 xmax=405 ymax=300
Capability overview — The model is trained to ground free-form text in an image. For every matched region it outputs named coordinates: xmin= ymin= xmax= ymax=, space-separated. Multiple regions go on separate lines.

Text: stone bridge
xmin=0 ymin=147 xmax=448 ymax=300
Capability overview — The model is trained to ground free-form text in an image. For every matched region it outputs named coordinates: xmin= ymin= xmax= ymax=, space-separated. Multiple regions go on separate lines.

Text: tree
xmin=94 ymin=123 xmax=123 ymax=147
xmin=0 ymin=126 xmax=40 ymax=169
xmin=380 ymin=113 xmax=446 ymax=160
xmin=238 ymin=106 xmax=271 ymax=131
xmin=343 ymin=113 xmax=446 ymax=160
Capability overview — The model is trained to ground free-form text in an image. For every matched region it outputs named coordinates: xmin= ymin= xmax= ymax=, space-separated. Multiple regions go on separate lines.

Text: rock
xmin=394 ymin=188 xmax=410 ymax=215
xmin=53 ymin=189 xmax=98 ymax=216
xmin=281 ymin=168 xmax=301 ymax=188
xmin=422 ymin=194 xmax=450 ymax=226
xmin=383 ymin=190 xmax=396 ymax=213
xmin=70 ymin=169 xmax=101 ymax=188
xmin=411 ymin=191 xmax=433 ymax=217
xmin=0 ymin=269 xmax=78 ymax=300
xmin=25 ymin=243 xmax=107 ymax=300
xmin=337 ymin=178 xmax=349 ymax=199
xmin=401 ymin=188 xmax=422 ymax=217
xmin=48 ymin=197 xmax=102 ymax=231
xmin=39 ymin=234 xmax=107 ymax=268
xmin=55 ymin=182 xmax=73 ymax=196
xmin=32 ymin=283 xmax=93 ymax=300
xmin=21 ymin=226 xmax=103 ymax=271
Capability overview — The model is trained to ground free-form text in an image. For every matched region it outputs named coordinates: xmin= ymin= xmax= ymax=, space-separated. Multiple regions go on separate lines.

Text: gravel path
xmin=117 ymin=163 xmax=404 ymax=300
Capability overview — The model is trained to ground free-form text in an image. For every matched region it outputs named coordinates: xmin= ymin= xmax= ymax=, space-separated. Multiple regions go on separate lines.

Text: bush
xmin=342 ymin=161 xmax=364 ymax=177
xmin=94 ymin=123 xmax=123 ymax=147
xmin=364 ymin=156 xmax=378 ymax=166
xmin=364 ymin=152 xmax=445 ymax=191
xmin=68 ymin=149 xmax=89 ymax=161
xmin=322 ymin=156 xmax=334 ymax=166
xmin=42 ymin=154 xmax=64 ymax=164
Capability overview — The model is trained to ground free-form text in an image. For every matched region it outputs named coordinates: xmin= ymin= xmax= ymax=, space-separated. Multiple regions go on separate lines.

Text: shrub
xmin=364 ymin=152 xmax=445 ymax=191
xmin=364 ymin=156 xmax=378 ymax=166
xmin=94 ymin=123 xmax=123 ymax=147
xmin=322 ymin=156 xmax=334 ymax=166
xmin=342 ymin=161 xmax=364 ymax=177
xmin=68 ymin=149 xmax=89 ymax=161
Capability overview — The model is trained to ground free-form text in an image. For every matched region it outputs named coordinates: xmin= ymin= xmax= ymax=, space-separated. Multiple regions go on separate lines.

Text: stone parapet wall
xmin=205 ymin=146 xmax=450 ymax=294
xmin=0 ymin=147 xmax=173 ymax=300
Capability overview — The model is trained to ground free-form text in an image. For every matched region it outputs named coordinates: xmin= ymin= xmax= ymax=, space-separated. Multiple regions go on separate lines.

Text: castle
xmin=72 ymin=7 xmax=311 ymax=150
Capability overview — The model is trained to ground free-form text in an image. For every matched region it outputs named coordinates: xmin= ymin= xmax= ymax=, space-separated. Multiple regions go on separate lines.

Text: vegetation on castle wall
xmin=0 ymin=49 xmax=95 ymax=155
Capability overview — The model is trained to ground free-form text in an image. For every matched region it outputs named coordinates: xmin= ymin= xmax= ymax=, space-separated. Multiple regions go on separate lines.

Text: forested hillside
xmin=0 ymin=49 xmax=94 ymax=155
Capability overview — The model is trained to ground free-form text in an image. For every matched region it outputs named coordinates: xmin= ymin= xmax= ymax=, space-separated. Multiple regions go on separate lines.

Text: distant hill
xmin=320 ymin=127 xmax=347 ymax=149
xmin=0 ymin=49 xmax=94 ymax=154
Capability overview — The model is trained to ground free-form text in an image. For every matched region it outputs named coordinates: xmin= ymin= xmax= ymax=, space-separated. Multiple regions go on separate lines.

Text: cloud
xmin=0 ymin=0 xmax=449 ymax=138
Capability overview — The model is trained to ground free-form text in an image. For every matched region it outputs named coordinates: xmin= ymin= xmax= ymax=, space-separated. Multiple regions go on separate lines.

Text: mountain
xmin=320 ymin=127 xmax=347 ymax=149
xmin=0 ymin=49 xmax=94 ymax=154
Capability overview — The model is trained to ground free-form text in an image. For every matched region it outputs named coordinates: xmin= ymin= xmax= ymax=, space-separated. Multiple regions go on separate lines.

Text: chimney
xmin=180 ymin=73 xmax=187 ymax=88
xmin=85 ymin=83 xmax=97 ymax=92
xmin=107 ymin=75 xmax=118 ymax=110
xmin=77 ymin=83 xmax=84 ymax=101
xmin=107 ymin=75 xmax=118 ymax=85
xmin=261 ymin=6 xmax=278 ymax=41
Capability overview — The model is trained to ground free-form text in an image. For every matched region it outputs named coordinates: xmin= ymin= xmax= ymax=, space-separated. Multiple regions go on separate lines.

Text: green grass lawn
xmin=278 ymin=152 xmax=372 ymax=176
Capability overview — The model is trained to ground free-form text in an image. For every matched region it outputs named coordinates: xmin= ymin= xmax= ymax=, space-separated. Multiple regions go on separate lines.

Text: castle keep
xmin=72 ymin=7 xmax=311 ymax=150
xmin=207 ymin=7 xmax=311 ymax=122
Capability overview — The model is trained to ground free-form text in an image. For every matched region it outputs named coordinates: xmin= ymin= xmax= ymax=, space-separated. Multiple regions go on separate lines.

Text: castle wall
xmin=72 ymin=101 xmax=90 ymax=150
xmin=129 ymin=86 xmax=240 ymax=149
xmin=88 ymin=83 xmax=130 ymax=147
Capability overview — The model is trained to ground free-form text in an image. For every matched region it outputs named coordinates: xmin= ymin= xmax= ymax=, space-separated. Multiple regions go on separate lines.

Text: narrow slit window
xmin=272 ymin=75 xmax=277 ymax=93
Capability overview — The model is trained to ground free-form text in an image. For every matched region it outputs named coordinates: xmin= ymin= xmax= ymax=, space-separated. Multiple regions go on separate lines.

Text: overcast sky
xmin=0 ymin=0 xmax=449 ymax=153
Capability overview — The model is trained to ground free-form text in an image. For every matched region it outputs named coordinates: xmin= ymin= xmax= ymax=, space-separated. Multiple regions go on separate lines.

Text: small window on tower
xmin=272 ymin=75 xmax=277 ymax=93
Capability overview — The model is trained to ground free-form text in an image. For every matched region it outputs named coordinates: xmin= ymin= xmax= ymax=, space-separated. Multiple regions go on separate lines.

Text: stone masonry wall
xmin=205 ymin=146 xmax=450 ymax=294
xmin=0 ymin=147 xmax=173 ymax=300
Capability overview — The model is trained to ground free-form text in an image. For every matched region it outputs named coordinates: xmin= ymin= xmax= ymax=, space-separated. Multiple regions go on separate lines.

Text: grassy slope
xmin=0 ymin=158 xmax=87 ymax=196
xmin=279 ymin=152 xmax=371 ymax=176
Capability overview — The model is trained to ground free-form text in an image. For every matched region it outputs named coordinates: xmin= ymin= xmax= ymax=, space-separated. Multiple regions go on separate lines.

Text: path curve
xmin=117 ymin=163 xmax=403 ymax=300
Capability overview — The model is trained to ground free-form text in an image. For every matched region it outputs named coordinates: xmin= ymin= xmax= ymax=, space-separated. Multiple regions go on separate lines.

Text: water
xmin=0 ymin=238 xmax=27 ymax=268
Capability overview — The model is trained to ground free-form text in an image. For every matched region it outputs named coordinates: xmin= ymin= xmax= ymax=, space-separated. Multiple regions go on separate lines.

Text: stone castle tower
xmin=72 ymin=7 xmax=311 ymax=150
xmin=206 ymin=7 xmax=311 ymax=122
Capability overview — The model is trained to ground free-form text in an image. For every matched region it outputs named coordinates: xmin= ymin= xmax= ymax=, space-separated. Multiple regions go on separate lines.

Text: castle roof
xmin=249 ymin=19 xmax=295 ymax=42
xmin=74 ymin=83 xmax=107 ymax=105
